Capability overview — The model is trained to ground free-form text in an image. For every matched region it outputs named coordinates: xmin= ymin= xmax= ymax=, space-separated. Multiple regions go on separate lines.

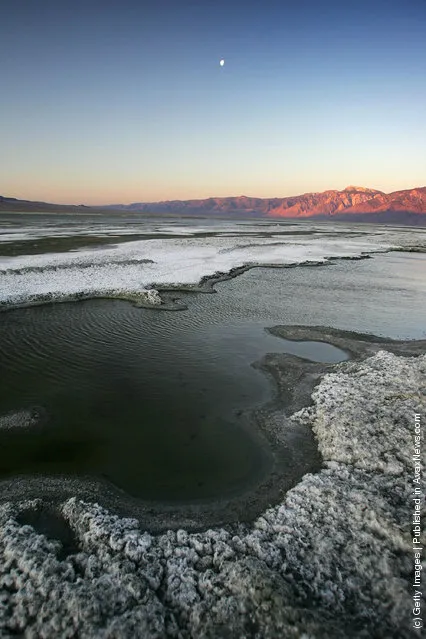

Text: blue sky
xmin=1 ymin=0 xmax=425 ymax=204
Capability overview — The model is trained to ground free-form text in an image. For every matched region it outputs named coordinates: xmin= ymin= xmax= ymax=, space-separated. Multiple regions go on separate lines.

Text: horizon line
xmin=2 ymin=184 xmax=426 ymax=208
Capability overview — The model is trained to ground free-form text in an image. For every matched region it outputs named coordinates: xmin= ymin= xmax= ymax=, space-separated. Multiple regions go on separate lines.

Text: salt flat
xmin=1 ymin=216 xmax=424 ymax=309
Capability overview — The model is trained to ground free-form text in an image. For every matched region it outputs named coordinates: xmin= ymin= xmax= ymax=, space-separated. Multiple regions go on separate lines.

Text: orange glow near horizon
xmin=3 ymin=177 xmax=424 ymax=207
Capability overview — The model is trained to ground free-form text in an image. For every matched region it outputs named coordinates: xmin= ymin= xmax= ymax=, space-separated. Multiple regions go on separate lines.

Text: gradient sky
xmin=1 ymin=0 xmax=425 ymax=205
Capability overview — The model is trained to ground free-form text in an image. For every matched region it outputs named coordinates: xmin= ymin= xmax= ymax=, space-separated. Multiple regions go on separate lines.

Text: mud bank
xmin=0 ymin=338 xmax=425 ymax=638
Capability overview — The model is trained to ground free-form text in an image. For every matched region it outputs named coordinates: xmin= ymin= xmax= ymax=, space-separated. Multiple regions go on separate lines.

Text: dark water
xmin=0 ymin=299 xmax=345 ymax=502
xmin=0 ymin=250 xmax=424 ymax=503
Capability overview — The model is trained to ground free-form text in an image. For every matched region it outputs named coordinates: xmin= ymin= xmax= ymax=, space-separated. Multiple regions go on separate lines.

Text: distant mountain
xmin=104 ymin=186 xmax=426 ymax=224
xmin=0 ymin=196 xmax=97 ymax=214
xmin=1 ymin=186 xmax=426 ymax=225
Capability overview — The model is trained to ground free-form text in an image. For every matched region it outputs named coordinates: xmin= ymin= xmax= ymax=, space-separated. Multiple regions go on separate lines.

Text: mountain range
xmin=1 ymin=186 xmax=426 ymax=225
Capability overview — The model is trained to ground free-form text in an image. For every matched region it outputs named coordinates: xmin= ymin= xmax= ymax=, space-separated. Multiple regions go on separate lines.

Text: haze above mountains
xmin=1 ymin=186 xmax=425 ymax=225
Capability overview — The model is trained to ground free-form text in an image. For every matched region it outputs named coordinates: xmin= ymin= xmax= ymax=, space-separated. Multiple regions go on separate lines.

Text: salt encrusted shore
xmin=1 ymin=349 xmax=425 ymax=638
xmin=0 ymin=222 xmax=398 ymax=311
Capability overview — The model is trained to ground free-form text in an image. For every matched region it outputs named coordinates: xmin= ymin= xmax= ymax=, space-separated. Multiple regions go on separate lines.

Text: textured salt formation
xmin=0 ymin=407 xmax=46 ymax=431
xmin=298 ymin=350 xmax=426 ymax=474
xmin=0 ymin=351 xmax=425 ymax=638
xmin=132 ymin=288 xmax=162 ymax=307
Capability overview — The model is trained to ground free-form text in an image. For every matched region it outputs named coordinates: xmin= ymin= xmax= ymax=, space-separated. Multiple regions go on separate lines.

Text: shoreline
xmin=1 ymin=324 xmax=424 ymax=531
xmin=0 ymin=250 xmax=384 ymax=314
xmin=1 ymin=345 xmax=424 ymax=638
xmin=1 ymin=245 xmax=425 ymax=316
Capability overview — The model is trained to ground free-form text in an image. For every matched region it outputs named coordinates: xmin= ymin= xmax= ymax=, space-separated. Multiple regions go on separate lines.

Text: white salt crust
xmin=0 ymin=232 xmax=392 ymax=308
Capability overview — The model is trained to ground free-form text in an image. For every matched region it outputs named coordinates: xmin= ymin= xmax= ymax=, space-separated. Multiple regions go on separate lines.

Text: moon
xmin=219 ymin=59 xmax=225 ymax=66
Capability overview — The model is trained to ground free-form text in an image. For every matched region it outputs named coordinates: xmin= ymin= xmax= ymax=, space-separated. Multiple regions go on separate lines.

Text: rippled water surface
xmin=0 ymin=300 xmax=346 ymax=501
xmin=0 ymin=214 xmax=425 ymax=502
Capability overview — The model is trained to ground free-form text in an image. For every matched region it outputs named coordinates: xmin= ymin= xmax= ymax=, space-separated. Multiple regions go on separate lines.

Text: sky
xmin=1 ymin=0 xmax=425 ymax=205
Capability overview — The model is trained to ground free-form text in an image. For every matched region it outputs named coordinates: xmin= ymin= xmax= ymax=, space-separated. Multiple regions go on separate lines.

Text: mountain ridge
xmin=1 ymin=186 xmax=426 ymax=225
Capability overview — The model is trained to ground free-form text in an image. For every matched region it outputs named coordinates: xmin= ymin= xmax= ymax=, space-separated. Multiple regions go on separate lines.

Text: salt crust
xmin=0 ymin=352 xmax=425 ymax=638
xmin=0 ymin=234 xmax=390 ymax=308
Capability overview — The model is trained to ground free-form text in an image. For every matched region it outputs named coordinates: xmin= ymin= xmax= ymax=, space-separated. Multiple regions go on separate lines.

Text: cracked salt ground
xmin=1 ymin=351 xmax=425 ymax=638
